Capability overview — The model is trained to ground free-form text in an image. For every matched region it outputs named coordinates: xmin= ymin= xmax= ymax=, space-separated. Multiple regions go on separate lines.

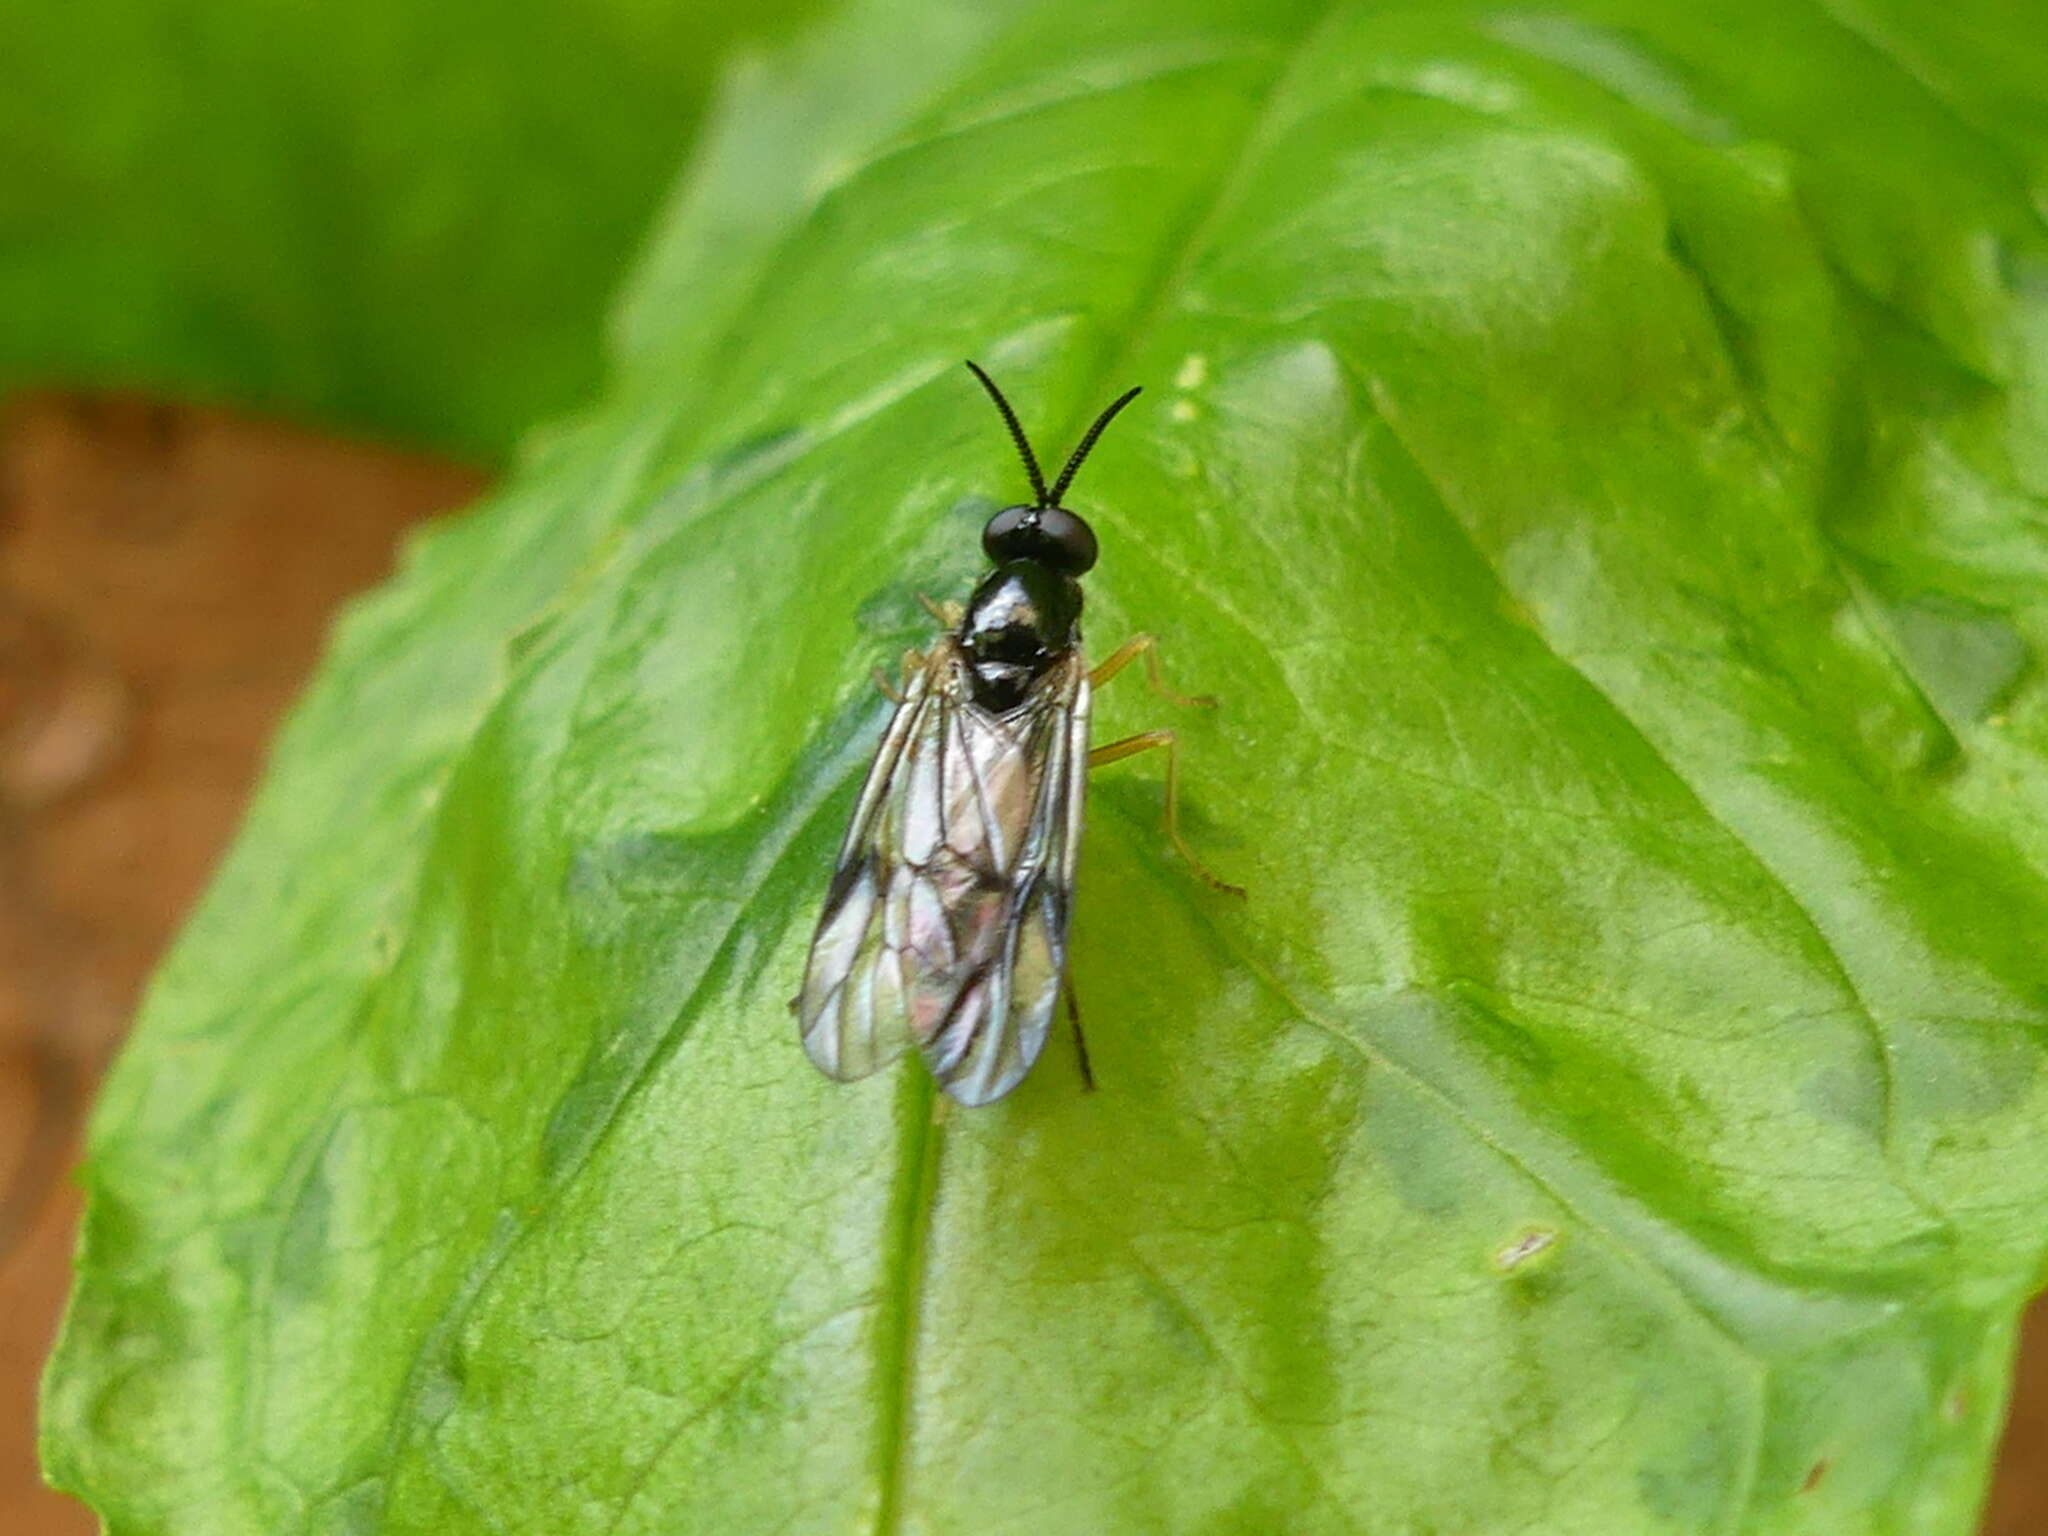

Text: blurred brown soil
xmin=0 ymin=392 xmax=483 ymax=1534
xmin=0 ymin=390 xmax=2044 ymax=1533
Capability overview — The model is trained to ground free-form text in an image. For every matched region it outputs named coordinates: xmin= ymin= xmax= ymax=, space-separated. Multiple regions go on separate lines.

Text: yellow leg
xmin=1089 ymin=632 xmax=1214 ymax=708
xmin=916 ymin=592 xmax=965 ymax=629
xmin=873 ymin=648 xmax=922 ymax=703
xmin=1089 ymin=730 xmax=1244 ymax=896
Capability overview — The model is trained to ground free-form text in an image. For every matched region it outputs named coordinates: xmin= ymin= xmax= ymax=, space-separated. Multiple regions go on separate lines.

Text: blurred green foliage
xmin=34 ymin=0 xmax=2048 ymax=1532
xmin=0 ymin=0 xmax=822 ymax=457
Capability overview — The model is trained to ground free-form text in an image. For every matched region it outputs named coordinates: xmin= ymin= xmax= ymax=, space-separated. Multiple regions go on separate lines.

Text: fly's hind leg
xmin=1063 ymin=975 xmax=1095 ymax=1092
xmin=1089 ymin=730 xmax=1245 ymax=897
xmin=1090 ymin=633 xmax=1214 ymax=709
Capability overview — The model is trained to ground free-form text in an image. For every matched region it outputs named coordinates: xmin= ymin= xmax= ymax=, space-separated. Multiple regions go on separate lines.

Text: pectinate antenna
xmin=1048 ymin=385 xmax=1142 ymax=506
xmin=964 ymin=361 xmax=1050 ymax=508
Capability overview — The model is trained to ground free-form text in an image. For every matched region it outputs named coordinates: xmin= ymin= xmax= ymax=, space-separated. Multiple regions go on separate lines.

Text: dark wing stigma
xmin=797 ymin=642 xmax=1091 ymax=1105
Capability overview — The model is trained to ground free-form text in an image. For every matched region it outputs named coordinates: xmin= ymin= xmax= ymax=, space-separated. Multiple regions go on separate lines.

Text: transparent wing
xmin=795 ymin=643 xmax=1092 ymax=1105
xmin=907 ymin=651 xmax=1091 ymax=1106
xmin=795 ymin=659 xmax=938 ymax=1081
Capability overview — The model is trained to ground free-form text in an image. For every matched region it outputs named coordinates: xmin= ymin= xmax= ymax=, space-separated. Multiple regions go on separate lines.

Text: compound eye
xmin=1035 ymin=507 xmax=1098 ymax=574
xmin=980 ymin=505 xmax=1037 ymax=565
xmin=981 ymin=504 xmax=1098 ymax=574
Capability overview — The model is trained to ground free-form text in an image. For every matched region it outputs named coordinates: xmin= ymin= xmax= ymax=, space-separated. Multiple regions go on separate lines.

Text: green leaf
xmin=41 ymin=0 xmax=2048 ymax=1530
xmin=0 ymin=0 xmax=823 ymax=457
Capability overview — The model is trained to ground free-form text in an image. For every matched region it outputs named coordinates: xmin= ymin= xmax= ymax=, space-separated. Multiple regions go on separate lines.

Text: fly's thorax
xmin=959 ymin=559 xmax=1082 ymax=713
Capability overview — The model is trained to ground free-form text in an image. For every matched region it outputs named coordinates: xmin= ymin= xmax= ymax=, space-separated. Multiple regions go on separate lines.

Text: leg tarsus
xmin=1088 ymin=729 xmax=1245 ymax=897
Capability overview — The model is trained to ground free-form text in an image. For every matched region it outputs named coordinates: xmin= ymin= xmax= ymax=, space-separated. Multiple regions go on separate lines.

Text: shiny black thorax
xmin=959 ymin=559 xmax=1082 ymax=714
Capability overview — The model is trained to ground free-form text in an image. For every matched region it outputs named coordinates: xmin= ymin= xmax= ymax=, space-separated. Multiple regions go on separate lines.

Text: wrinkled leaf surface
xmin=42 ymin=1 xmax=2048 ymax=1531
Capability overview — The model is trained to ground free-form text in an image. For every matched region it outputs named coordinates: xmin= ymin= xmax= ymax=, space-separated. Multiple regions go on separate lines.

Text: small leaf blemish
xmin=1494 ymin=1226 xmax=1558 ymax=1272
xmin=1799 ymin=1458 xmax=1828 ymax=1493
xmin=1170 ymin=400 xmax=1199 ymax=423
xmin=1174 ymin=353 xmax=1209 ymax=390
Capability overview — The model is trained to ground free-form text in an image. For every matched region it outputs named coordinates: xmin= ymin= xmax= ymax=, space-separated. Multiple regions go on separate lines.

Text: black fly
xmin=795 ymin=362 xmax=1239 ymax=1106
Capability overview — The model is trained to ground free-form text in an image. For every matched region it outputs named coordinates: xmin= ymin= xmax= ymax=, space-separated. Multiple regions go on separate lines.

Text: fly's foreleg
xmin=1088 ymin=730 xmax=1245 ymax=896
xmin=873 ymin=648 xmax=923 ymax=703
xmin=916 ymin=592 xmax=965 ymax=629
xmin=1089 ymin=633 xmax=1214 ymax=708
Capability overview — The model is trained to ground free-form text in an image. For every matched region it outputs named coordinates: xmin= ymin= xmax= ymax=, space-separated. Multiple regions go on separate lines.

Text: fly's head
xmin=980 ymin=502 xmax=1097 ymax=575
